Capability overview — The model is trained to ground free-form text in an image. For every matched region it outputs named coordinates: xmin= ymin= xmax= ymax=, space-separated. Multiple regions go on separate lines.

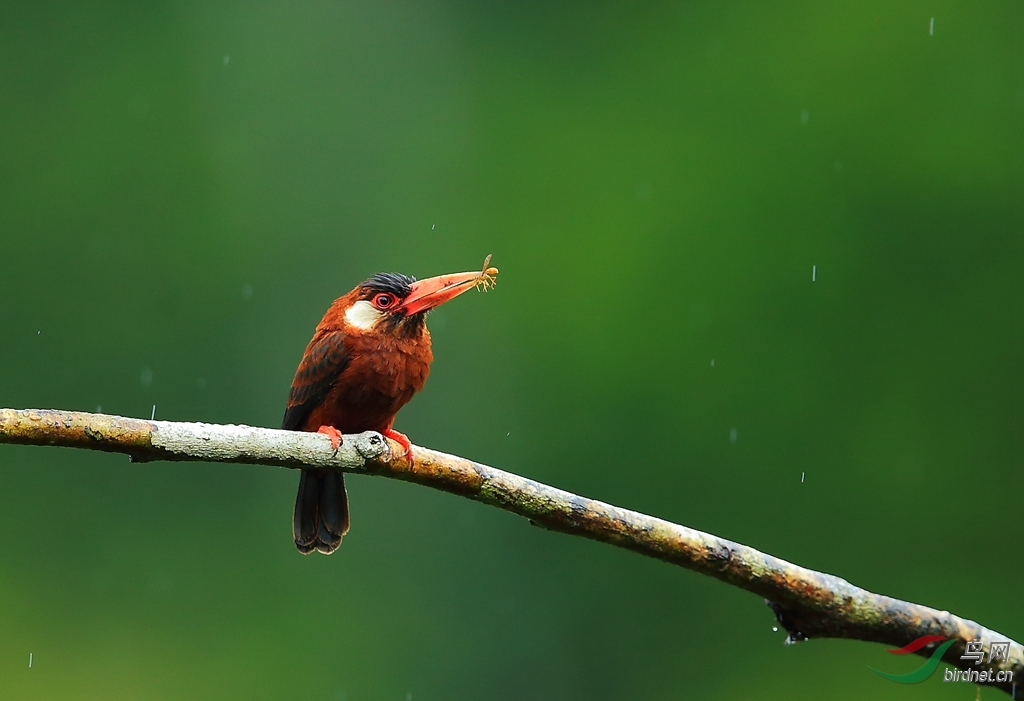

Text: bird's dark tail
xmin=293 ymin=469 xmax=350 ymax=554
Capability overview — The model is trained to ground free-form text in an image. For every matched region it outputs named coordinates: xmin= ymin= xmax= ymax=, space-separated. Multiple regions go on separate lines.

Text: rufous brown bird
xmin=283 ymin=259 xmax=498 ymax=554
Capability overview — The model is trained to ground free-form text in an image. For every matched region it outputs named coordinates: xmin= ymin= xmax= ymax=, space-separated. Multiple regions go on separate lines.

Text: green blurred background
xmin=1 ymin=1 xmax=1021 ymax=699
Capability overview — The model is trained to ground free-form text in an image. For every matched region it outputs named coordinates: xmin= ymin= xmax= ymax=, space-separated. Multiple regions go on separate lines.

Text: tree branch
xmin=1 ymin=407 xmax=1019 ymax=694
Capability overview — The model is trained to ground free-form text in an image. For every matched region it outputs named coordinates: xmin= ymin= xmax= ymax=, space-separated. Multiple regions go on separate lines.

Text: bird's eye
xmin=373 ymin=293 xmax=396 ymax=310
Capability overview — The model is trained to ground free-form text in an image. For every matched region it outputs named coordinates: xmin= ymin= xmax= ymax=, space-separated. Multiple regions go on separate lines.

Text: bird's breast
xmin=317 ymin=332 xmax=433 ymax=433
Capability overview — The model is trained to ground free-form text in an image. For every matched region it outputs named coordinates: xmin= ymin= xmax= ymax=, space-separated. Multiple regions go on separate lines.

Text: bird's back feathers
xmin=282 ymin=330 xmax=351 ymax=432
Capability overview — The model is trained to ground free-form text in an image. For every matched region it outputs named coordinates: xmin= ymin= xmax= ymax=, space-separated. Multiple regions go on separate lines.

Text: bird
xmin=283 ymin=260 xmax=498 ymax=554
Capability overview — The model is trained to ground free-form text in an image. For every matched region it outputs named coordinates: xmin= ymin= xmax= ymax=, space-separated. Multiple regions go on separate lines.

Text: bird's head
xmin=341 ymin=263 xmax=498 ymax=338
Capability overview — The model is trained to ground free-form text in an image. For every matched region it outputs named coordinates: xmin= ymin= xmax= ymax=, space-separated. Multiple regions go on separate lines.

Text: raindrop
xmin=224 ymin=54 xmax=230 ymax=65
xmin=729 ymin=427 xmax=738 ymax=444
xmin=929 ymin=18 xmax=934 ymax=35
xmin=800 ymin=109 xmax=809 ymax=126
xmin=710 ymin=359 xmax=715 ymax=367
xmin=242 ymin=285 xmax=253 ymax=300
xmin=140 ymin=367 xmax=154 ymax=387
xmin=772 ymin=627 xmax=778 ymax=632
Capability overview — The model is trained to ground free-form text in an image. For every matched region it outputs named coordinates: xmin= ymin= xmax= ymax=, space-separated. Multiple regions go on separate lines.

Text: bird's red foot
xmin=317 ymin=425 xmax=343 ymax=451
xmin=383 ymin=428 xmax=413 ymax=462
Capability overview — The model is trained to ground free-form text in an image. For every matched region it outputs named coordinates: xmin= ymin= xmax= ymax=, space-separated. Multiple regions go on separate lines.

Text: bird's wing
xmin=282 ymin=330 xmax=351 ymax=431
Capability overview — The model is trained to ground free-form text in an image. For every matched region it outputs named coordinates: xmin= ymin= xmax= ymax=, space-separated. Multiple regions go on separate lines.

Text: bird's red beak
xmin=398 ymin=270 xmax=492 ymax=316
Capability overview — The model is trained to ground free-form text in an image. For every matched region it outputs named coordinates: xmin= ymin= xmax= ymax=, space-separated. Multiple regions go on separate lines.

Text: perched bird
xmin=283 ymin=260 xmax=498 ymax=554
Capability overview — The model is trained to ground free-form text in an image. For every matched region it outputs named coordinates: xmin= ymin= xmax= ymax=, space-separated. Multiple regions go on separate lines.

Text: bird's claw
xmin=382 ymin=428 xmax=413 ymax=463
xmin=317 ymin=425 xmax=344 ymax=452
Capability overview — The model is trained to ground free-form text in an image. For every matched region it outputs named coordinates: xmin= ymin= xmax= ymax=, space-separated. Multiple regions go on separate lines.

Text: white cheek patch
xmin=344 ymin=300 xmax=382 ymax=331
